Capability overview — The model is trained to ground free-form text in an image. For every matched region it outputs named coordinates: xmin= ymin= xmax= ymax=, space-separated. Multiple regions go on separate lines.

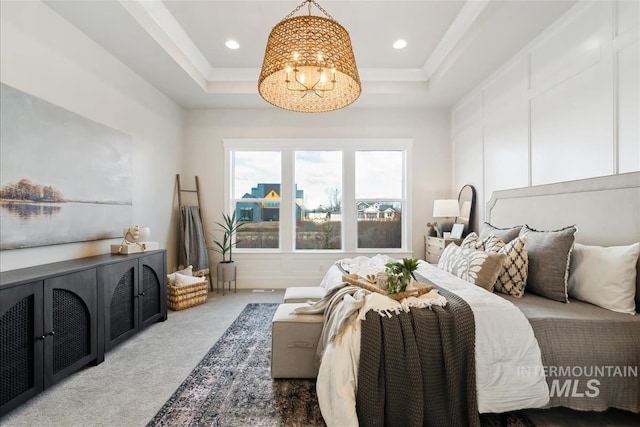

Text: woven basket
xmin=342 ymin=275 xmax=433 ymax=301
xmin=167 ymin=279 xmax=208 ymax=311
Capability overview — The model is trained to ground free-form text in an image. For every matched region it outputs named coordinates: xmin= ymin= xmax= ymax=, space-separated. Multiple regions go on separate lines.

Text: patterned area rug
xmin=148 ymin=303 xmax=535 ymax=427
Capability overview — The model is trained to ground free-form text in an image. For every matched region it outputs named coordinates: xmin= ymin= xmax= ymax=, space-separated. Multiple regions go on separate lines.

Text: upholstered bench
xmin=283 ymin=286 xmax=326 ymax=303
xmin=271 ymin=303 xmax=324 ymax=379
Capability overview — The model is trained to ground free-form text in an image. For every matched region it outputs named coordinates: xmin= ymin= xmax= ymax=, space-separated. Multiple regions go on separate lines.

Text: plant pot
xmin=217 ymin=261 xmax=236 ymax=282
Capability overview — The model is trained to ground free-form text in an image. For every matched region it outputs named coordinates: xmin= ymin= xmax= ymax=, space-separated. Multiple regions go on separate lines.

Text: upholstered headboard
xmin=486 ymin=171 xmax=640 ymax=309
xmin=486 ymin=172 xmax=639 ymax=246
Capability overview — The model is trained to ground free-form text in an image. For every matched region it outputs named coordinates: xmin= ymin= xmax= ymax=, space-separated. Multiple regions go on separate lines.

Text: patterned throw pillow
xmin=438 ymin=244 xmax=507 ymax=291
xmin=461 ymin=232 xmax=505 ymax=253
xmin=493 ymin=234 xmax=529 ymax=297
xmin=461 ymin=232 xmax=482 ymax=250
xmin=482 ymin=235 xmax=506 ymax=254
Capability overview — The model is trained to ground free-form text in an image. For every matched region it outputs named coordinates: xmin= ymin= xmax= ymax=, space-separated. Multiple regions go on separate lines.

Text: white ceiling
xmin=44 ymin=0 xmax=578 ymax=110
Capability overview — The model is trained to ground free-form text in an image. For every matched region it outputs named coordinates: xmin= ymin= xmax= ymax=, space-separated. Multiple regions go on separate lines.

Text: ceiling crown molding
xmin=119 ymin=0 xmax=492 ymax=94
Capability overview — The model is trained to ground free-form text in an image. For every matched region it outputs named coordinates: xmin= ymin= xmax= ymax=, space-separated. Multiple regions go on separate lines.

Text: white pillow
xmin=167 ymin=265 xmax=194 ymax=285
xmin=568 ymin=242 xmax=640 ymax=315
xmin=174 ymin=272 xmax=206 ymax=287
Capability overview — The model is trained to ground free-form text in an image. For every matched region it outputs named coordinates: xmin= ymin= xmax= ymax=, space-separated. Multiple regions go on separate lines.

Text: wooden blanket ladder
xmin=176 ymin=174 xmax=212 ymax=290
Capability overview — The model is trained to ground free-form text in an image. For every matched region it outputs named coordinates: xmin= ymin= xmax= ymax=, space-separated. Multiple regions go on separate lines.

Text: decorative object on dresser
xmin=432 ymin=199 xmax=460 ymax=236
xmin=450 ymin=223 xmax=464 ymax=239
xmin=456 ymin=184 xmax=476 ymax=236
xmin=111 ymin=225 xmax=159 ymax=254
xmin=424 ymin=235 xmax=462 ymax=264
xmin=425 ymin=222 xmax=440 ymax=237
xmin=0 ymin=250 xmax=167 ymax=417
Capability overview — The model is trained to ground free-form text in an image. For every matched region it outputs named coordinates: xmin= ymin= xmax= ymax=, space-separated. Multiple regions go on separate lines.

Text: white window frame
xmin=223 ymin=139 xmax=413 ymax=254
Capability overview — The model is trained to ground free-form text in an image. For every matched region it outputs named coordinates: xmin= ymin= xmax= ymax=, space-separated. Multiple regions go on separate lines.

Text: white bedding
xmin=316 ymin=259 xmax=549 ymax=427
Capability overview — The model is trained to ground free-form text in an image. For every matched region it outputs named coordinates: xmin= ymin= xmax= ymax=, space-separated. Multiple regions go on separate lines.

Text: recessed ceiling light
xmin=225 ymin=40 xmax=240 ymax=50
xmin=393 ymin=39 xmax=407 ymax=49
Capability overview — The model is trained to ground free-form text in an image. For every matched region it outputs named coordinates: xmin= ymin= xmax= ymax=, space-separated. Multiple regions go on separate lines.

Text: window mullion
xmin=280 ymin=147 xmax=294 ymax=252
xmin=342 ymin=148 xmax=356 ymax=252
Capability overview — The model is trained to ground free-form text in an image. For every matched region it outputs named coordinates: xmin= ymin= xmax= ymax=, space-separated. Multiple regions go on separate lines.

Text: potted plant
xmin=211 ymin=210 xmax=244 ymax=284
xmin=384 ymin=258 xmax=419 ymax=294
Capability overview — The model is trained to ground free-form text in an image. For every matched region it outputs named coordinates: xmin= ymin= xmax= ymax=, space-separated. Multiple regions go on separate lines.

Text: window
xmin=232 ymin=151 xmax=280 ymax=249
xmin=224 ymin=139 xmax=411 ymax=253
xmin=295 ymin=151 xmax=342 ymax=250
xmin=356 ymin=151 xmax=403 ymax=249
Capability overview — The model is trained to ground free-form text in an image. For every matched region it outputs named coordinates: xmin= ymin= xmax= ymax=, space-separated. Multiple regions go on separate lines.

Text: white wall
xmin=182 ymin=107 xmax=451 ymax=288
xmin=452 ymin=0 xmax=639 ymax=229
xmin=0 ymin=1 xmax=184 ymax=271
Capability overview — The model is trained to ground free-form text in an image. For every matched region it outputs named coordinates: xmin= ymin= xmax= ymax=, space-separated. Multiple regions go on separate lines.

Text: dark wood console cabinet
xmin=98 ymin=250 xmax=166 ymax=353
xmin=0 ymin=250 xmax=167 ymax=417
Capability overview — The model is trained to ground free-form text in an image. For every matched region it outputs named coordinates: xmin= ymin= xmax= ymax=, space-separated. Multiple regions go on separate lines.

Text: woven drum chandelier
xmin=258 ymin=0 xmax=361 ymax=113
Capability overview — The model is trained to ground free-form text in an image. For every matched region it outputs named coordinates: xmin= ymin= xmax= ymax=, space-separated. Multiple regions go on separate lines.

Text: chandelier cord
xmin=282 ymin=0 xmax=335 ymax=22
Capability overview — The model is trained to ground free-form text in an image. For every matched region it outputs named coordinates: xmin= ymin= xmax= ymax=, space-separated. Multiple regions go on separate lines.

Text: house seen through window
xmin=226 ymin=140 xmax=410 ymax=253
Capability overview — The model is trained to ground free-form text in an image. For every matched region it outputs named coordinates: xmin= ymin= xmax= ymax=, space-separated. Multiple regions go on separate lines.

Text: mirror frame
xmin=456 ymin=184 xmax=476 ymax=236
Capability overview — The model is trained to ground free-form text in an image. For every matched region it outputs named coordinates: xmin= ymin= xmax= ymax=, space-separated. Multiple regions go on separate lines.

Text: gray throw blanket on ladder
xmin=180 ymin=206 xmax=209 ymax=272
xmin=357 ymin=274 xmax=479 ymax=427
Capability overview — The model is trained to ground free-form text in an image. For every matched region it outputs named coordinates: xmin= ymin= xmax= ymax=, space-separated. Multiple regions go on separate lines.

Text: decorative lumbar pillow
xmin=167 ymin=265 xmax=194 ymax=285
xmin=494 ymin=234 xmax=529 ymax=297
xmin=479 ymin=223 xmax=522 ymax=243
xmin=519 ymin=224 xmax=577 ymax=303
xmin=438 ymin=244 xmax=507 ymax=291
xmin=174 ymin=272 xmax=206 ymax=287
xmin=568 ymin=242 xmax=640 ymax=315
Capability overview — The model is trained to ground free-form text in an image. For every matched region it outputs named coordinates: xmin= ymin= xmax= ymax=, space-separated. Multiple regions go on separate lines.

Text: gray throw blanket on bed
xmin=357 ymin=274 xmax=480 ymax=427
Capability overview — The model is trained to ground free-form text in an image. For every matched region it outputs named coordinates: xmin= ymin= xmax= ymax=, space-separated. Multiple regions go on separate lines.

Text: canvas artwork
xmin=0 ymin=83 xmax=133 ymax=250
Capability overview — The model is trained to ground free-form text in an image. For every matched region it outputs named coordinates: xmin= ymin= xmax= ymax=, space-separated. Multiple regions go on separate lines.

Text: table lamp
xmin=433 ymin=199 xmax=460 ymax=236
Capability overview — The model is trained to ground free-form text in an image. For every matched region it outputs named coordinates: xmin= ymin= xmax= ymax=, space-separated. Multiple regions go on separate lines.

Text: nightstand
xmin=425 ymin=236 xmax=462 ymax=264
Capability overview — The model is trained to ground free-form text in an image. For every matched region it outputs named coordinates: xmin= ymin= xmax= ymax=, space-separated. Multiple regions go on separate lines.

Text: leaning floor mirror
xmin=456 ymin=184 xmax=476 ymax=237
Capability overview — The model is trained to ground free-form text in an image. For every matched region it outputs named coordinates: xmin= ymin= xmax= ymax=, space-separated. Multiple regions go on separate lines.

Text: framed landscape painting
xmin=0 ymin=83 xmax=133 ymax=250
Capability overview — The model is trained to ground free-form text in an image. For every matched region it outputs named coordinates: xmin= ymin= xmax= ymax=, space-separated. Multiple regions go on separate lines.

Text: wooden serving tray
xmin=342 ymin=275 xmax=433 ymax=301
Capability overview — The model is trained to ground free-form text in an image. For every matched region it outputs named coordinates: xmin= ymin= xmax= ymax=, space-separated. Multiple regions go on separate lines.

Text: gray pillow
xmin=479 ymin=222 xmax=522 ymax=243
xmin=519 ymin=224 xmax=577 ymax=303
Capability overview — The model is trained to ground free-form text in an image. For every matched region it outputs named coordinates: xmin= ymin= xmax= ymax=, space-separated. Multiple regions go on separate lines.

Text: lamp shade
xmin=433 ymin=199 xmax=460 ymax=218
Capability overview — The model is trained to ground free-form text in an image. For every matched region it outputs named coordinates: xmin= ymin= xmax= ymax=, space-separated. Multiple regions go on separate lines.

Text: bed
xmin=310 ymin=172 xmax=640 ymax=426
